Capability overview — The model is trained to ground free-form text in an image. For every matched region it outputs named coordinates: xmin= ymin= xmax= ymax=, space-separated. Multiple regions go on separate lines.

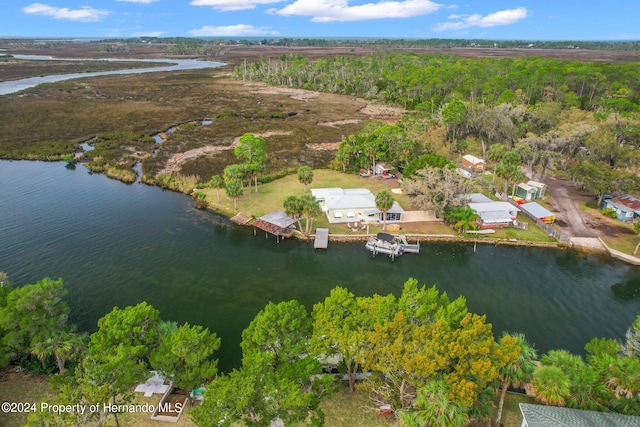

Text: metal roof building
xmin=520 ymin=403 xmax=640 ymax=427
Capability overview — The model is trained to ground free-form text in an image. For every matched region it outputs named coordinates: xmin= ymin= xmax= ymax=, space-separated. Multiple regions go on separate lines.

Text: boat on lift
xmin=365 ymin=232 xmax=420 ymax=259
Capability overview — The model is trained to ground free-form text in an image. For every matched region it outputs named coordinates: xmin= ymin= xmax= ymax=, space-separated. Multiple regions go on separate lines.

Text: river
xmin=1 ymin=160 xmax=640 ymax=371
xmin=0 ymin=55 xmax=225 ymax=96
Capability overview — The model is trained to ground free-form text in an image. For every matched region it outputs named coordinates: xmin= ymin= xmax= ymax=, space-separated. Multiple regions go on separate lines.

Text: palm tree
xmin=401 ymin=378 xmax=469 ymax=427
xmin=495 ymin=332 xmax=537 ymax=427
xmin=297 ymin=166 xmax=314 ymax=193
xmin=445 ymin=206 xmax=479 ymax=233
xmin=224 ymin=179 xmax=243 ymax=210
xmin=533 ymin=365 xmax=571 ymax=406
xmin=283 ymin=195 xmax=304 ymax=232
xmin=375 ymin=190 xmax=394 ymax=231
xmin=209 ymin=175 xmax=224 ymax=204
xmin=300 ymin=194 xmax=321 ymax=235
xmin=30 ymin=328 xmax=87 ymax=373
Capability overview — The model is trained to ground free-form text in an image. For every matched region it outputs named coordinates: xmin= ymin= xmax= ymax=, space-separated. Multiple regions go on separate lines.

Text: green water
xmin=1 ymin=160 xmax=640 ymax=370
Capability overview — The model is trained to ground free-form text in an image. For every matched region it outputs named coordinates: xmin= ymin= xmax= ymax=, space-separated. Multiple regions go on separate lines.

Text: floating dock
xmin=314 ymin=228 xmax=329 ymax=249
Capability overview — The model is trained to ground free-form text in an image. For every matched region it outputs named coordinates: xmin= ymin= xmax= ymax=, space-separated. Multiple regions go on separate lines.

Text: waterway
xmin=0 ymin=55 xmax=225 ymax=96
xmin=1 ymin=160 xmax=640 ymax=371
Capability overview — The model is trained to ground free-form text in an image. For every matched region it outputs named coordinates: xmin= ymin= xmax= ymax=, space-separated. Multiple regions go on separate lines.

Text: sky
xmin=2 ymin=1 xmax=640 ymax=40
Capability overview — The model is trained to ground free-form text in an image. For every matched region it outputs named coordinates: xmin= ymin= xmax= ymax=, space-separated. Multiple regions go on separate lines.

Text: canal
xmin=1 ymin=160 xmax=640 ymax=371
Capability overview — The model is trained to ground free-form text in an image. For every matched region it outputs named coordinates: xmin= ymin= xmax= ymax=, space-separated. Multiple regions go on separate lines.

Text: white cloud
xmin=190 ymin=0 xmax=285 ymax=12
xmin=272 ymin=0 xmax=442 ymax=22
xmin=188 ymin=24 xmax=280 ymax=36
xmin=115 ymin=0 xmax=158 ymax=3
xmin=23 ymin=3 xmax=110 ymax=22
xmin=433 ymin=7 xmax=529 ymax=31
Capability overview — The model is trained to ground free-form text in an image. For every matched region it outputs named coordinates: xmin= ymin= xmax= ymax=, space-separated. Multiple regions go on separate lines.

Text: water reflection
xmin=612 ymin=277 xmax=640 ymax=301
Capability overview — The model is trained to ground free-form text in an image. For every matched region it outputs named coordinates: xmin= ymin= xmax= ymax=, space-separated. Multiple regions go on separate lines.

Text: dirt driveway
xmin=543 ymin=177 xmax=636 ymax=240
xmin=543 ymin=178 xmax=600 ymax=237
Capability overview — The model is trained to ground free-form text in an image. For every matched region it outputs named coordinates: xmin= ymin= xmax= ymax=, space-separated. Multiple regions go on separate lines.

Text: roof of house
xmin=518 ymin=183 xmax=537 ymax=193
xmin=463 ymin=193 xmax=493 ymax=203
xmin=468 ymin=202 xmax=519 ymax=214
xmin=519 ymin=403 xmax=640 ymax=427
xmin=520 ymin=202 xmax=555 ymax=219
xmin=311 ymin=188 xmax=404 ymax=213
xmin=607 ymin=195 xmax=640 ymax=214
xmin=462 ymin=154 xmax=485 ymax=164
xmin=527 ymin=180 xmax=546 ymax=189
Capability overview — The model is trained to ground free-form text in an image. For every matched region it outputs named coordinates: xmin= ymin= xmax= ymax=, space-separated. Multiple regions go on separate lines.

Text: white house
xmin=311 ymin=188 xmax=404 ymax=224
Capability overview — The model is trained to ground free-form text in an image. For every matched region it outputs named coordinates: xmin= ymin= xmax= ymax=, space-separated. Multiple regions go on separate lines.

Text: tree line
xmin=1 ymin=272 xmax=639 ymax=426
xmin=234 ymin=52 xmax=640 ymax=110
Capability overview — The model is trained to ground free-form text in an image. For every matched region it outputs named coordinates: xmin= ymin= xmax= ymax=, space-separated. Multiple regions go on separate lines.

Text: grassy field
xmin=197 ymin=168 xmax=560 ymax=243
xmin=200 ymin=168 xmax=411 ymax=226
xmin=0 ymin=368 xmax=54 ymax=427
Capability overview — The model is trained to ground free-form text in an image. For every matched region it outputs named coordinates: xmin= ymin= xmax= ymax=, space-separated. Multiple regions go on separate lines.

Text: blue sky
xmin=3 ymin=1 xmax=640 ymax=40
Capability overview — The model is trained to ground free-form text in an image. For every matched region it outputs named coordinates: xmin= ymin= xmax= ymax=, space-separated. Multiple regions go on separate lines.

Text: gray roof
xmin=463 ymin=193 xmax=493 ymax=203
xmin=311 ymin=188 xmax=403 ymax=213
xmin=520 ymin=403 xmax=640 ymax=427
xmin=260 ymin=210 xmax=297 ymax=228
xmin=520 ymin=202 xmax=554 ymax=219
xmin=468 ymin=202 xmax=519 ymax=215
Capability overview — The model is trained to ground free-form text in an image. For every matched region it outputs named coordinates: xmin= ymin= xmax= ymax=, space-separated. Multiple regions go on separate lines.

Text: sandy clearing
xmin=360 ymin=104 xmax=405 ymax=116
xmin=249 ymin=87 xmax=320 ymax=100
xmin=318 ymin=119 xmax=360 ymax=127
xmin=157 ymin=131 xmax=292 ymax=176
xmin=306 ymin=142 xmax=341 ymax=151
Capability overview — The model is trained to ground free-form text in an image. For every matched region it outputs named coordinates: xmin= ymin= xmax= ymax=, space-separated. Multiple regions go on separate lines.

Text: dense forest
xmin=234 ymin=53 xmax=640 ymax=110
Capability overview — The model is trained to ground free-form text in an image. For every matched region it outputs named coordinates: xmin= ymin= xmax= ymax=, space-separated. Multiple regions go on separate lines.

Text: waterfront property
xmin=311 ymin=188 xmax=404 ymax=224
xmin=468 ymin=201 xmax=520 ymax=229
xmin=603 ymin=194 xmax=640 ymax=222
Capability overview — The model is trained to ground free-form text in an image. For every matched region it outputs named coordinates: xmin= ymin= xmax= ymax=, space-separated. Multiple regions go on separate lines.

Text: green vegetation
xmin=2 ymin=271 xmax=640 ymax=426
xmin=236 ymin=53 xmax=640 ymax=110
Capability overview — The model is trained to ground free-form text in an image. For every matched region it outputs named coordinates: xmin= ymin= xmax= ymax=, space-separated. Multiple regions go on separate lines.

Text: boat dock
xmin=314 ymin=228 xmax=329 ymax=249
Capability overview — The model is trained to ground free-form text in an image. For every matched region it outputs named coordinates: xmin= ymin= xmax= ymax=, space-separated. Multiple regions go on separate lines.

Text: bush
xmin=602 ymin=207 xmax=618 ymax=218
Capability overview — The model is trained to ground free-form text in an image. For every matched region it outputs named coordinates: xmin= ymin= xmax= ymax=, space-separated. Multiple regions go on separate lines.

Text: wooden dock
xmin=314 ymin=228 xmax=329 ymax=249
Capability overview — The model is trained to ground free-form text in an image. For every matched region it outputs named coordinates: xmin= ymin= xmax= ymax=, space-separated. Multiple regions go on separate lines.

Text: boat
xmin=365 ymin=233 xmax=420 ymax=259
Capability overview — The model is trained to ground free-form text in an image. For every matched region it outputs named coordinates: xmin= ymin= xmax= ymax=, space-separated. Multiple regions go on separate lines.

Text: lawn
xmin=0 ymin=368 xmax=53 ymax=427
xmin=200 ymin=169 xmax=412 ymax=229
